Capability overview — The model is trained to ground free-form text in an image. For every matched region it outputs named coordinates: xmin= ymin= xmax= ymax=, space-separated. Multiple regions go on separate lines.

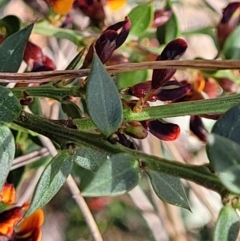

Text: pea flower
xmin=82 ymin=17 xmax=131 ymax=67
xmin=0 ymin=184 xmax=44 ymax=241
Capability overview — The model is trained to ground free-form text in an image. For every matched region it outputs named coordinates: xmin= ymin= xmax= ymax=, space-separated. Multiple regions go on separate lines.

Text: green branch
xmin=14 ymin=111 xmax=228 ymax=196
xmin=11 ymin=84 xmax=85 ymax=102
xmin=74 ymin=93 xmax=240 ymax=131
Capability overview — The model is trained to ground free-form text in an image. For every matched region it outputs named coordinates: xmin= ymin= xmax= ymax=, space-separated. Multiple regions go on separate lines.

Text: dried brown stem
xmin=1 ymin=59 xmax=239 ymax=83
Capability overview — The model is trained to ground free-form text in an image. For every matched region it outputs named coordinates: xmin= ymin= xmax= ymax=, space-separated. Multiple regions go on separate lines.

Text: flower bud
xmin=124 ymin=122 xmax=148 ymax=139
xmin=190 ymin=115 xmax=208 ymax=142
xmin=217 ymin=2 xmax=240 ymax=47
xmin=157 ymin=80 xmax=192 ymax=101
xmin=151 ymin=38 xmax=188 ymax=89
xmin=142 ymin=119 xmax=180 ymax=141
xmin=82 ymin=17 xmax=131 ymax=67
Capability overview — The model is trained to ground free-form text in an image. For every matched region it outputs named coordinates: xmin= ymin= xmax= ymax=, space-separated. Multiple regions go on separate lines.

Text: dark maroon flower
xmin=217 ymin=2 xmax=240 ymax=47
xmin=82 ymin=17 xmax=131 ymax=67
xmin=142 ymin=119 xmax=180 ymax=141
xmin=95 ymin=17 xmax=131 ymax=63
xmin=157 ymin=80 xmax=192 ymax=101
xmin=151 ymin=38 xmax=188 ymax=89
xmin=190 ymin=115 xmax=208 ymax=142
xmin=24 ymin=41 xmax=44 ymax=67
xmin=128 ymin=81 xmax=154 ymax=99
xmin=152 ymin=8 xmax=172 ymax=28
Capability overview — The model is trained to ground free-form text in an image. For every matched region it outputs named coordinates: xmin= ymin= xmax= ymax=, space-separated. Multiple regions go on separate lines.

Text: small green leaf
xmin=66 ymin=48 xmax=85 ymax=70
xmin=222 ymin=26 xmax=240 ymax=59
xmin=86 ymin=54 xmax=123 ymax=137
xmin=156 ymin=1 xmax=179 ymax=44
xmin=29 ymin=97 xmax=43 ymax=117
xmin=212 ymin=104 xmax=240 ymax=144
xmin=156 ymin=13 xmax=179 ymax=44
xmin=207 ymin=134 xmax=240 ymax=194
xmin=117 ymin=70 xmax=148 ymax=90
xmin=33 ymin=21 xmax=84 ymax=46
xmin=0 ymin=24 xmax=33 ymax=72
xmin=0 ymin=86 xmax=21 ymax=122
xmin=82 ymin=153 xmax=141 ymax=196
xmin=61 ymin=101 xmax=83 ymax=119
xmin=128 ymin=3 xmax=153 ymax=39
xmin=147 ymin=171 xmax=190 ymax=210
xmin=0 ymin=125 xmax=15 ymax=190
xmin=26 ymin=150 xmax=74 ymax=216
xmin=0 ymin=15 xmax=20 ymax=36
xmin=74 ymin=146 xmax=108 ymax=172
xmin=214 ymin=205 xmax=239 ymax=241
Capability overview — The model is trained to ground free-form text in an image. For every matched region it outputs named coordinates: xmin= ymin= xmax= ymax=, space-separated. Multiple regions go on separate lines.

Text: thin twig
xmin=38 ymin=134 xmax=103 ymax=241
xmin=67 ymin=175 xmax=104 ymax=241
xmin=0 ymin=59 xmax=239 ymax=83
xmin=11 ymin=148 xmax=49 ymax=170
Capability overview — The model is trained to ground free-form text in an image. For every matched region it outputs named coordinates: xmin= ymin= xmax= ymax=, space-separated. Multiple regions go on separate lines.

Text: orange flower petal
xmin=0 ymin=184 xmax=16 ymax=205
xmin=0 ymin=207 xmax=23 ymax=236
xmin=12 ymin=209 xmax=44 ymax=241
xmin=16 ymin=209 xmax=44 ymax=234
xmin=107 ymin=0 xmax=126 ymax=10
xmin=51 ymin=0 xmax=75 ymax=14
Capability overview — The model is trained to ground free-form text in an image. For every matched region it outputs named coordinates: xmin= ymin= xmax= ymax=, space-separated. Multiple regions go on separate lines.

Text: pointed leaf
xmin=0 ymin=86 xmax=21 ymax=122
xmin=74 ymin=146 xmax=108 ymax=172
xmin=0 ymin=15 xmax=20 ymax=36
xmin=147 ymin=170 xmax=190 ymax=210
xmin=212 ymin=104 xmax=240 ymax=144
xmin=0 ymin=125 xmax=15 ymax=190
xmin=82 ymin=153 xmax=141 ymax=196
xmin=86 ymin=54 xmax=123 ymax=137
xmin=26 ymin=150 xmax=74 ymax=216
xmin=0 ymin=24 xmax=33 ymax=72
xmin=128 ymin=3 xmax=153 ymax=39
xmin=207 ymin=134 xmax=240 ymax=194
xmin=156 ymin=1 xmax=179 ymax=44
xmin=214 ymin=205 xmax=239 ymax=241
xmin=222 ymin=26 xmax=240 ymax=59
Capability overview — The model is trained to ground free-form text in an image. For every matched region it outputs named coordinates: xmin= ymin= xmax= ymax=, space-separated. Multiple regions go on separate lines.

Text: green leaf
xmin=33 ymin=21 xmax=84 ymax=46
xmin=0 ymin=15 xmax=20 ymax=36
xmin=26 ymin=150 xmax=74 ymax=216
xmin=214 ymin=205 xmax=239 ymax=241
xmin=222 ymin=26 xmax=240 ymax=59
xmin=74 ymin=146 xmax=108 ymax=172
xmin=29 ymin=97 xmax=43 ymax=117
xmin=0 ymin=125 xmax=15 ymax=190
xmin=212 ymin=104 xmax=240 ymax=144
xmin=147 ymin=171 xmax=190 ymax=210
xmin=156 ymin=1 xmax=179 ymax=44
xmin=207 ymin=134 xmax=240 ymax=194
xmin=82 ymin=153 xmax=141 ymax=196
xmin=0 ymin=24 xmax=33 ymax=72
xmin=0 ymin=86 xmax=21 ymax=122
xmin=66 ymin=48 xmax=85 ymax=70
xmin=128 ymin=3 xmax=153 ymax=39
xmin=117 ymin=70 xmax=148 ymax=90
xmin=61 ymin=101 xmax=83 ymax=119
xmin=86 ymin=54 xmax=123 ymax=137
